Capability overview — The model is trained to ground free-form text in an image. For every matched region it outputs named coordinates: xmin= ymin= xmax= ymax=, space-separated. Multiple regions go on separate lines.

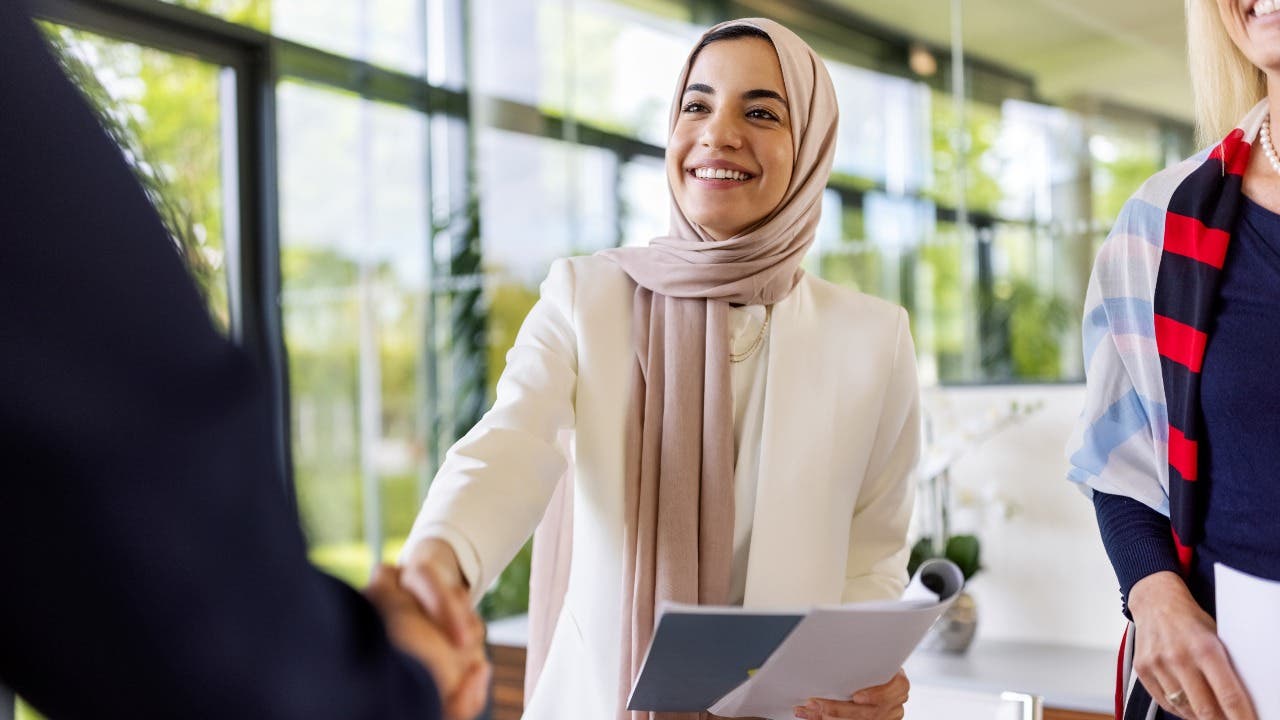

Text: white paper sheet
xmin=1215 ymin=563 xmax=1280 ymax=719
xmin=708 ymin=559 xmax=964 ymax=720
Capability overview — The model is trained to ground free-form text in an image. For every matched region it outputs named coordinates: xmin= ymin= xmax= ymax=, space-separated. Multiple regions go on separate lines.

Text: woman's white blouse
xmin=729 ymin=304 xmax=769 ymax=605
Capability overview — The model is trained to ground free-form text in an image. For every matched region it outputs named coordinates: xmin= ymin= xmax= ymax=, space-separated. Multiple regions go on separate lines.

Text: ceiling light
xmin=909 ymin=43 xmax=938 ymax=77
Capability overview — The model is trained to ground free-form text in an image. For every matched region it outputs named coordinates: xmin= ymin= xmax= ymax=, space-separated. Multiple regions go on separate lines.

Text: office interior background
xmin=9 ymin=0 xmax=1194 ymax=717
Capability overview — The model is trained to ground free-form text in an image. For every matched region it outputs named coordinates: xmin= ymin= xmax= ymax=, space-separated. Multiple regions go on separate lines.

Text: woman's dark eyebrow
xmin=743 ymin=88 xmax=787 ymax=104
xmin=683 ymin=84 xmax=788 ymax=105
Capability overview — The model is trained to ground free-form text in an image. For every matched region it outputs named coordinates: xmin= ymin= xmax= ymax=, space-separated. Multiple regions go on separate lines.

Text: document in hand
xmin=1215 ymin=563 xmax=1280 ymax=719
xmin=627 ymin=559 xmax=964 ymax=719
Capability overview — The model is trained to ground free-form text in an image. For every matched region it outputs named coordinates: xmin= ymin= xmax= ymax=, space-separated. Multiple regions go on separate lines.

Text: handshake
xmin=365 ymin=539 xmax=493 ymax=720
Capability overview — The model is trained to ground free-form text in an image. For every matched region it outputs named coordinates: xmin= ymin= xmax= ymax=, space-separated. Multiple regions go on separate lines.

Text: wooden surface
xmin=1043 ymin=710 xmax=1110 ymax=720
xmin=487 ymin=643 xmax=527 ymax=720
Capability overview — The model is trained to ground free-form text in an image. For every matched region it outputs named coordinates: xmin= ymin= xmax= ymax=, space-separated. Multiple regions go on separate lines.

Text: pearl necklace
xmin=1261 ymin=115 xmax=1280 ymax=177
xmin=729 ymin=305 xmax=772 ymax=363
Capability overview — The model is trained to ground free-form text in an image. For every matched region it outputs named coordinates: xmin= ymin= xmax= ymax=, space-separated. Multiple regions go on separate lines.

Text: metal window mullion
xmin=441 ymin=0 xmax=485 ymax=447
xmin=274 ymin=40 xmax=462 ymax=118
xmin=29 ymin=0 xmax=266 ymax=67
xmin=238 ymin=42 xmax=295 ymax=501
xmin=416 ymin=0 xmax=437 ymax=499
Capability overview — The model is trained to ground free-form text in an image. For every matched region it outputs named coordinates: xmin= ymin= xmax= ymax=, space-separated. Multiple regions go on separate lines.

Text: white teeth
xmin=1258 ymin=0 xmax=1278 ymax=16
xmin=693 ymin=167 xmax=750 ymax=181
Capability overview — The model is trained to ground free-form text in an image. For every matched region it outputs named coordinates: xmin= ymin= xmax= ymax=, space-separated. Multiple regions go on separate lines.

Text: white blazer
xmin=405 ymin=254 xmax=920 ymax=719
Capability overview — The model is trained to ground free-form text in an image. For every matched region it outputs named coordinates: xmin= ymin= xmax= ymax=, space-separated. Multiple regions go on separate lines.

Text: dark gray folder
xmin=626 ymin=610 xmax=804 ymax=712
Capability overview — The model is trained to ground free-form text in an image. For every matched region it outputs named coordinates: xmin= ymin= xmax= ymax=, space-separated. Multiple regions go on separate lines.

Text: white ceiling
xmin=828 ymin=0 xmax=1192 ymax=122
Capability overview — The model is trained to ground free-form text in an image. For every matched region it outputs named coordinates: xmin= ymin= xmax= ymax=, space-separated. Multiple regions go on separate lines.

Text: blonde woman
xmin=398 ymin=18 xmax=920 ymax=720
xmin=1068 ymin=2 xmax=1280 ymax=719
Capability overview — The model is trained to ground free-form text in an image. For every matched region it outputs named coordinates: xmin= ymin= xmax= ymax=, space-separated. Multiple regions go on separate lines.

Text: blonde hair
xmin=1185 ymin=0 xmax=1266 ymax=146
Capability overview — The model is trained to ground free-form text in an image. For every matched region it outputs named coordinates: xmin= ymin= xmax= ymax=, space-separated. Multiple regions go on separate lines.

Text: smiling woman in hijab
xmin=399 ymin=18 xmax=920 ymax=720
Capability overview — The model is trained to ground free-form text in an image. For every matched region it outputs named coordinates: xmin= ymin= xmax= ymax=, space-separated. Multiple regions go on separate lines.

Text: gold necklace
xmin=729 ymin=305 xmax=772 ymax=364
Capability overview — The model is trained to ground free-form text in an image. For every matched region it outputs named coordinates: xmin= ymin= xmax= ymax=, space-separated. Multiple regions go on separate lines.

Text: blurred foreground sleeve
xmin=0 ymin=3 xmax=441 ymax=718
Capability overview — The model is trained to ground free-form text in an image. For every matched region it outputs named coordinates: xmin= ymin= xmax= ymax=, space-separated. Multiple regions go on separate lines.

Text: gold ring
xmin=1165 ymin=689 xmax=1187 ymax=706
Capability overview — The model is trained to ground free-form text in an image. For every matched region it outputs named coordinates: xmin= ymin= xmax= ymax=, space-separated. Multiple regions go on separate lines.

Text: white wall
xmin=921 ymin=384 xmax=1126 ymax=650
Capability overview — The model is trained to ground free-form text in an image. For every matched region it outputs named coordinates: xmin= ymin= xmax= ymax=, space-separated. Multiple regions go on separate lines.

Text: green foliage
xmin=817 ymin=205 xmax=880 ymax=294
xmin=944 ymin=535 xmax=982 ymax=580
xmin=907 ymin=533 xmax=982 ymax=582
xmin=295 ymin=468 xmax=361 ymax=547
xmin=916 ymin=232 xmax=968 ymax=380
xmin=282 ymin=245 xmax=360 ymax=290
xmin=42 ymin=25 xmax=229 ymax=330
xmin=16 ymin=699 xmax=40 ymax=720
xmin=165 ymin=0 xmax=271 ymax=29
xmin=907 ymin=537 xmax=937 ymax=578
xmin=472 ymin=275 xmax=542 ymax=619
xmin=479 ymin=540 xmax=534 ymax=621
xmin=1093 ymin=149 xmax=1160 ymax=225
xmin=485 ymin=280 xmax=542 ymax=395
xmin=278 ymin=240 xmax=430 ymax=549
xmin=979 ymin=277 xmax=1071 ymax=381
xmin=381 ymin=472 xmax=425 ymax=540
xmin=927 ymin=93 xmax=1004 ymax=214
xmin=1007 ymin=279 xmax=1071 ymax=378
xmin=827 ymin=171 xmax=880 ymax=194
xmin=308 ymin=538 xmax=407 ymax=589
xmin=819 ymin=246 xmax=881 ymax=296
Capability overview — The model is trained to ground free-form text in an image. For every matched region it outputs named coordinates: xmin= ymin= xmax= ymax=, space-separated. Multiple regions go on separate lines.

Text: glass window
xmin=972 ymin=101 xmax=1089 ymax=381
xmin=914 ymin=221 xmax=970 ymax=384
xmin=984 ymin=100 xmax=1090 ymax=225
xmin=929 ymin=93 xmax=1005 ymax=216
xmin=161 ymin=0 xmax=429 ymax=76
xmin=271 ymin=0 xmax=425 ymax=74
xmin=277 ymin=81 xmax=431 ymax=585
xmin=44 ymin=25 xmax=234 ymax=331
xmin=472 ymin=0 xmax=696 ymax=144
xmin=619 ymin=154 xmax=668 ymax=247
xmin=827 ymin=61 xmax=931 ymax=195
xmin=810 ymin=190 xmax=857 ymax=282
xmin=983 ymin=222 xmax=1075 ymax=380
xmin=477 ymin=127 xmax=619 ymax=295
xmin=477 ymin=126 xmax=619 ymax=397
xmin=425 ymin=0 xmax=467 ymax=90
xmin=1090 ymin=116 xmax=1164 ymax=232
xmin=159 ymin=0 xmax=269 ymax=29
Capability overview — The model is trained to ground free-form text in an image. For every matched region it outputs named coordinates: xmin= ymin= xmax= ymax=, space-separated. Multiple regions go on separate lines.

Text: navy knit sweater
xmin=1094 ymin=194 xmax=1280 ymax=619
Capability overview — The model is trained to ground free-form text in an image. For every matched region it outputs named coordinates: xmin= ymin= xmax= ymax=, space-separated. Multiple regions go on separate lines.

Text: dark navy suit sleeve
xmin=0 ymin=2 xmax=442 ymax=718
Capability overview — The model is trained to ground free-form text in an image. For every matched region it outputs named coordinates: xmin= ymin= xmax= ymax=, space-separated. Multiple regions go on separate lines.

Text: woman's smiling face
xmin=667 ymin=36 xmax=794 ymax=241
xmin=1219 ymin=0 xmax=1280 ymax=73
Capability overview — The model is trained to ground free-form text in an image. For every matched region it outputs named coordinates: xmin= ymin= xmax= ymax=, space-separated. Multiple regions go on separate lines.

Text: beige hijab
xmin=525 ymin=18 xmax=839 ymax=720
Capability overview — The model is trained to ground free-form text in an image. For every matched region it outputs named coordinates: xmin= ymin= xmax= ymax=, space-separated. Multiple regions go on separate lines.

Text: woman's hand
xmin=365 ymin=564 xmax=490 ymax=720
xmin=793 ymin=668 xmax=909 ymax=720
xmin=400 ymin=537 xmax=480 ymax=650
xmin=1128 ymin=571 xmax=1257 ymax=720
xmin=396 ymin=539 xmax=490 ymax=719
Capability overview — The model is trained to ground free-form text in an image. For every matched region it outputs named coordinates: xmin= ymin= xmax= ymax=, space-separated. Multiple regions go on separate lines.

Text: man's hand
xmin=1129 ymin=571 xmax=1256 ymax=720
xmin=365 ymin=564 xmax=490 ymax=720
